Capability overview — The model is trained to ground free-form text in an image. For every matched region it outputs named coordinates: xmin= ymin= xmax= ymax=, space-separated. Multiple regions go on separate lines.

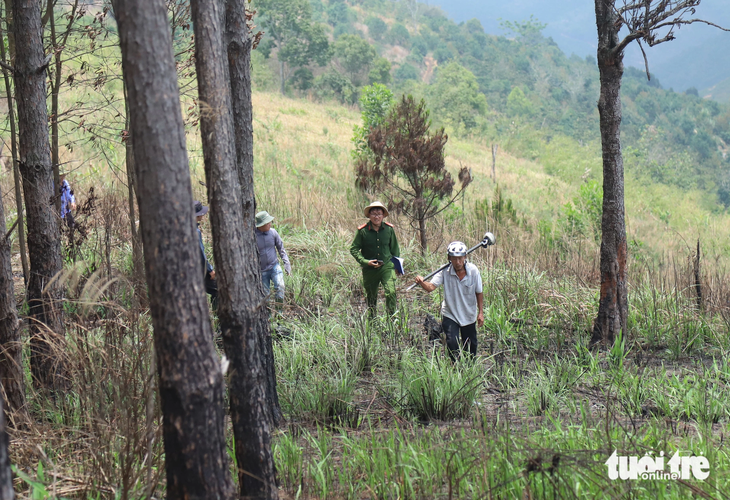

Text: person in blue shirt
xmin=59 ymin=173 xmax=76 ymax=227
xmin=255 ymin=211 xmax=291 ymax=306
xmin=195 ymin=201 xmax=218 ymax=313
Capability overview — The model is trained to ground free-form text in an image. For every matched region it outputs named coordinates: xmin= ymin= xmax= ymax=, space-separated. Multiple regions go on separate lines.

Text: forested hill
xmin=427 ymin=0 xmax=730 ymax=95
xmin=253 ymin=0 xmax=730 ymax=207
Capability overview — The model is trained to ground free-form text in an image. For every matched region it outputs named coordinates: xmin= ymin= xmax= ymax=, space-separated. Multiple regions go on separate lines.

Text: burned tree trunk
xmin=191 ymin=0 xmax=279 ymax=496
xmin=0 ymin=3 xmax=28 ymax=287
xmin=591 ymin=0 xmax=628 ymax=346
xmin=0 ymin=192 xmax=25 ymax=417
xmin=12 ymin=0 xmax=65 ymax=389
xmin=0 ymin=389 xmax=13 ymax=500
xmin=122 ymin=82 xmax=145 ymax=292
xmin=226 ymin=0 xmax=283 ymax=428
xmin=113 ymin=0 xmax=234 ymax=497
xmin=589 ymin=0 xmax=727 ymax=346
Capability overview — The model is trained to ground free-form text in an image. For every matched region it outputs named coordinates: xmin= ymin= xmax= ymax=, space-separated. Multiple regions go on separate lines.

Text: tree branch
xmin=637 ymin=39 xmax=651 ymax=80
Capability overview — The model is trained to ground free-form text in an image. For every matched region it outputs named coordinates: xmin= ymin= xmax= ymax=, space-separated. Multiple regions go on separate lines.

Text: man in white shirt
xmin=415 ymin=241 xmax=484 ymax=360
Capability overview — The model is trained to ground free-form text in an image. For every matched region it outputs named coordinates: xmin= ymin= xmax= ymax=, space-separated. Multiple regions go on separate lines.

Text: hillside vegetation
xmin=252 ymin=0 xmax=730 ymax=206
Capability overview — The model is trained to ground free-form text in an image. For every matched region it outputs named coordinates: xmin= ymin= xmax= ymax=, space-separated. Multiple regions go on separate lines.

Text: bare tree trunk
xmin=418 ymin=210 xmax=427 ymax=255
xmin=591 ymin=0 xmax=628 ymax=347
xmin=122 ymin=83 xmax=145 ymax=290
xmin=0 ymin=191 xmax=25 ymax=417
xmin=0 ymin=5 xmax=29 ymax=286
xmin=12 ymin=0 xmax=65 ymax=390
xmin=113 ymin=0 xmax=235 ymax=497
xmin=279 ymin=57 xmax=285 ymax=95
xmin=48 ymin=0 xmax=61 ymax=215
xmin=491 ymin=144 xmax=497 ymax=181
xmin=227 ymin=0 xmax=282 ymax=429
xmin=192 ymin=0 xmax=279 ymax=495
xmin=0 ymin=390 xmax=13 ymax=500
xmin=224 ymin=0 xmax=281 ymax=496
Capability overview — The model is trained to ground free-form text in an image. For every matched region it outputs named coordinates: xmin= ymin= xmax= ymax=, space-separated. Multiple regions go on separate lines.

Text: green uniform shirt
xmin=350 ymin=221 xmax=400 ymax=268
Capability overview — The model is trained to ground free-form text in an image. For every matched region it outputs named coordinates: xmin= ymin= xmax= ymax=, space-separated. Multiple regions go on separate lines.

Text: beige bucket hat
xmin=364 ymin=201 xmax=389 ymax=218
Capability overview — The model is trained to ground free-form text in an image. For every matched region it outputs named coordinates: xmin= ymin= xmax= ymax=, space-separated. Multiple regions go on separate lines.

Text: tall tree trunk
xmin=0 ymin=191 xmax=25 ymax=417
xmin=591 ymin=0 xmax=628 ymax=346
xmin=227 ymin=0 xmax=283 ymax=428
xmin=12 ymin=0 xmax=65 ymax=390
xmin=113 ymin=0 xmax=235 ymax=497
xmin=0 ymin=4 xmax=29 ymax=286
xmin=48 ymin=0 xmax=61 ymax=215
xmin=122 ymin=82 xmax=145 ymax=291
xmin=0 ymin=389 xmax=13 ymax=500
xmin=279 ymin=57 xmax=285 ymax=95
xmin=222 ymin=0 xmax=280 ymax=496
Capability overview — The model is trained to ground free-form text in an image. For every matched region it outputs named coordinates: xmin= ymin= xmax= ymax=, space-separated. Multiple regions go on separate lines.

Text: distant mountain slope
xmin=703 ymin=77 xmax=730 ymax=103
xmin=429 ymin=0 xmax=730 ymax=92
xmin=255 ymin=0 xmax=730 ymax=205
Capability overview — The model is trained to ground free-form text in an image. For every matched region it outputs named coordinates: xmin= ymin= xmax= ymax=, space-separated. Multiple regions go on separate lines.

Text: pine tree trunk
xmin=122 ymin=82 xmax=145 ymax=292
xmin=48 ymin=0 xmax=61 ymax=215
xmin=113 ymin=0 xmax=235 ymax=497
xmin=591 ymin=0 xmax=628 ymax=346
xmin=0 ymin=390 xmax=13 ymax=500
xmin=0 ymin=191 xmax=25 ymax=417
xmin=227 ymin=0 xmax=283 ymax=428
xmin=12 ymin=0 xmax=65 ymax=390
xmin=224 ymin=0 xmax=281 ymax=498
xmin=192 ymin=0 xmax=279 ymax=497
xmin=0 ymin=6 xmax=29 ymax=286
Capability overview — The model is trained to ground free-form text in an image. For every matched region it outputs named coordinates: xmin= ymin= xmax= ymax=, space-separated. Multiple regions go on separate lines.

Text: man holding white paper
xmin=350 ymin=201 xmax=402 ymax=316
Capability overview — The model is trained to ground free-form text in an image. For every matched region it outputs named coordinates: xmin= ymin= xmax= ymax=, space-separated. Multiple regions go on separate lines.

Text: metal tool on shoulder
xmin=406 ymin=232 xmax=495 ymax=291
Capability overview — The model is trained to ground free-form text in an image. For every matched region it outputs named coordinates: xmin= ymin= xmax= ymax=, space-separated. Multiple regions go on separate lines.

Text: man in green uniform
xmin=350 ymin=201 xmax=401 ymax=316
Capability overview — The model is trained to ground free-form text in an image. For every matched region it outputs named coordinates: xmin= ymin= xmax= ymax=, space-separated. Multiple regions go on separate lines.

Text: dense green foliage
xmin=252 ymin=0 xmax=730 ymax=208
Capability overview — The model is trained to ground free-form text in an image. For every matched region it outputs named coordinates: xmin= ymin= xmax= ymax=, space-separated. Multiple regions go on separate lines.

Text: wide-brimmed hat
xmin=364 ymin=201 xmax=389 ymax=218
xmin=255 ymin=211 xmax=275 ymax=227
xmin=194 ymin=200 xmax=208 ymax=217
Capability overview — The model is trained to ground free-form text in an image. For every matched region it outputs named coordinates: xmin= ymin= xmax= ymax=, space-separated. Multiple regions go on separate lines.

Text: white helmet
xmin=447 ymin=241 xmax=467 ymax=257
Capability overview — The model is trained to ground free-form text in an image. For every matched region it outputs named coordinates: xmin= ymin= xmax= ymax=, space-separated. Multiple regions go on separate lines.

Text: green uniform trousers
xmin=362 ymin=263 xmax=397 ymax=315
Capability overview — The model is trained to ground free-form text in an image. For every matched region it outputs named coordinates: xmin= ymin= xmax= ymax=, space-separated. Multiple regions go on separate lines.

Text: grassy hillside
xmin=253 ymin=0 xmax=730 ymax=206
xmin=234 ymin=91 xmax=730 ymax=270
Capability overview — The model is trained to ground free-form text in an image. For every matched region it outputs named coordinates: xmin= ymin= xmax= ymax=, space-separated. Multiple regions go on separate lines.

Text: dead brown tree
xmin=113 ymin=0 xmax=235 ymax=496
xmin=591 ymin=0 xmax=727 ymax=346
xmin=356 ymin=95 xmax=471 ymax=254
xmin=12 ymin=0 xmax=65 ymax=389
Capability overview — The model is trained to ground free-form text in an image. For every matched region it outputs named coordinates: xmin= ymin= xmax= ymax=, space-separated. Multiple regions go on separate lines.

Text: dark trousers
xmin=442 ymin=316 xmax=477 ymax=361
xmin=205 ymin=272 xmax=218 ymax=313
xmin=63 ymin=212 xmax=75 ymax=229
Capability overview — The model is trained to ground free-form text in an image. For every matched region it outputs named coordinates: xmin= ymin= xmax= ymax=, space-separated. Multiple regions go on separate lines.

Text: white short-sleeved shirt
xmin=430 ymin=262 xmax=483 ymax=326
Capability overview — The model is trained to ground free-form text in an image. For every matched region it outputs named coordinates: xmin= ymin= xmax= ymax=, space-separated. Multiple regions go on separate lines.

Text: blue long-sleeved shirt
xmin=59 ymin=179 xmax=75 ymax=218
xmin=256 ymin=227 xmax=291 ymax=273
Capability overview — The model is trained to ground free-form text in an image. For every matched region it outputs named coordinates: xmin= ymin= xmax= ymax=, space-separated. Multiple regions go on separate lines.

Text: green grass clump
xmin=392 ymin=347 xmax=485 ymax=422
